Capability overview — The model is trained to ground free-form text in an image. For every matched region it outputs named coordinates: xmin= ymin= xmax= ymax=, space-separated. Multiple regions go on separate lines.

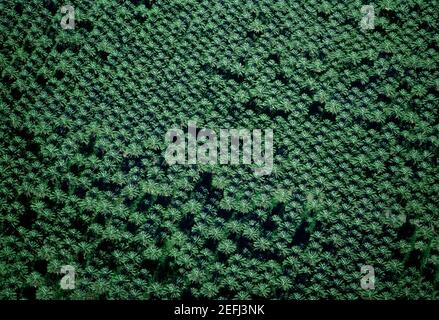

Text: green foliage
xmin=0 ymin=0 xmax=438 ymax=300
